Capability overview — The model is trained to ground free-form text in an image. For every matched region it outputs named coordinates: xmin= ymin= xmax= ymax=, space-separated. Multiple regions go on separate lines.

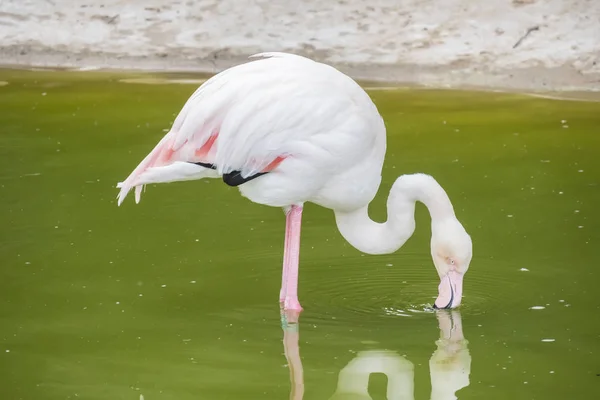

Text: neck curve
xmin=334 ymin=173 xmax=456 ymax=255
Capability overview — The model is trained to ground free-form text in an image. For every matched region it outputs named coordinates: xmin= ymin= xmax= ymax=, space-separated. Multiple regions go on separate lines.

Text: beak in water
xmin=433 ymin=270 xmax=463 ymax=309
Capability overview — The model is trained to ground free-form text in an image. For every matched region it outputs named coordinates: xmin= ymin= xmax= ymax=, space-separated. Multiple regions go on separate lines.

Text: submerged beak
xmin=433 ymin=270 xmax=463 ymax=309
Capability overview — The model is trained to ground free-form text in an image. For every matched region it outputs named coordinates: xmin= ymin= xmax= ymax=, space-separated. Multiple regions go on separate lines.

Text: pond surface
xmin=0 ymin=69 xmax=598 ymax=399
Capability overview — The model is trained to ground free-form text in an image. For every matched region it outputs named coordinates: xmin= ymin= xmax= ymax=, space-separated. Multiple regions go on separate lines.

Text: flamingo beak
xmin=433 ymin=270 xmax=463 ymax=309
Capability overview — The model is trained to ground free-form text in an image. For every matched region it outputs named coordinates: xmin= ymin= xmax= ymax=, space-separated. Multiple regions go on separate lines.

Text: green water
xmin=0 ymin=70 xmax=599 ymax=399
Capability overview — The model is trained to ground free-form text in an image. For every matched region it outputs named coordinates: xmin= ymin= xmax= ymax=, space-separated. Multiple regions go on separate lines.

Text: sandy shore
xmin=1 ymin=0 xmax=599 ymax=92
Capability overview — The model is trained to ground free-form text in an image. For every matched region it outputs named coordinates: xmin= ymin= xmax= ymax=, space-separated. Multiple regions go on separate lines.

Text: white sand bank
xmin=0 ymin=0 xmax=598 ymax=91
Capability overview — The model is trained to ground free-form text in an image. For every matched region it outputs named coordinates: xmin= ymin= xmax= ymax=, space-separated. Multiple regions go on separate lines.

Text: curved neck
xmin=334 ymin=173 xmax=456 ymax=255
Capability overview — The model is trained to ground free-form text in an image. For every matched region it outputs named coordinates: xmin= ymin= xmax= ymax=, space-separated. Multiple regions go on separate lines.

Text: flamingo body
xmin=117 ymin=53 xmax=385 ymax=212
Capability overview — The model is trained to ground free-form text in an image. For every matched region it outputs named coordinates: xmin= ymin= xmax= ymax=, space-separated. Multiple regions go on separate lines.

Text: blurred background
xmin=1 ymin=0 xmax=599 ymax=91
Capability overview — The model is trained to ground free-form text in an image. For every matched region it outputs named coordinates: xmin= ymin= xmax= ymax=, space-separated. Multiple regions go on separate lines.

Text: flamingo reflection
xmin=281 ymin=310 xmax=304 ymax=400
xmin=280 ymin=310 xmax=471 ymax=400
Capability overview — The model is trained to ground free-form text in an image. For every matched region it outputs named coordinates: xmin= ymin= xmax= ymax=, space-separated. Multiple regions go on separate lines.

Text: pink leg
xmin=279 ymin=204 xmax=303 ymax=312
xmin=279 ymin=215 xmax=292 ymax=302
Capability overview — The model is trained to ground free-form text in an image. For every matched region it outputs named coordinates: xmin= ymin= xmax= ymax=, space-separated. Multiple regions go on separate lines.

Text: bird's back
xmin=119 ymin=53 xmax=387 ymax=209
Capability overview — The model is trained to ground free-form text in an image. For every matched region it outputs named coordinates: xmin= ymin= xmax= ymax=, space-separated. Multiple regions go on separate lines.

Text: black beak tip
xmin=433 ymin=278 xmax=455 ymax=310
xmin=433 ymin=301 xmax=452 ymax=310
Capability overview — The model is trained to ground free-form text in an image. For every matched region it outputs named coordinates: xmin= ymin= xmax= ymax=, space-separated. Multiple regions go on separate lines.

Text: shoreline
xmin=2 ymin=49 xmax=599 ymax=102
xmin=2 ymin=1 xmax=598 ymax=98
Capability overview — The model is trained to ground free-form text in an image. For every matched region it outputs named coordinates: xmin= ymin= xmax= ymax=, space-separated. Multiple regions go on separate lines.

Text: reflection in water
xmin=329 ymin=349 xmax=414 ymax=400
xmin=281 ymin=310 xmax=470 ymax=399
xmin=429 ymin=311 xmax=471 ymax=400
xmin=281 ymin=310 xmax=304 ymax=400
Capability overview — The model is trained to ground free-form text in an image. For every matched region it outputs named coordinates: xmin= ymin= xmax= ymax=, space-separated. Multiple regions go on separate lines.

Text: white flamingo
xmin=116 ymin=52 xmax=473 ymax=313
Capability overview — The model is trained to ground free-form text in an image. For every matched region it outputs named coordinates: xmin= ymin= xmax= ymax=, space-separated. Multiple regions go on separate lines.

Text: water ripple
xmin=303 ymin=254 xmax=521 ymax=322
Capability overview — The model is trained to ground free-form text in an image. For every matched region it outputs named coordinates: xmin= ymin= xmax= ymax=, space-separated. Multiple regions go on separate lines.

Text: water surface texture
xmin=0 ymin=70 xmax=599 ymax=399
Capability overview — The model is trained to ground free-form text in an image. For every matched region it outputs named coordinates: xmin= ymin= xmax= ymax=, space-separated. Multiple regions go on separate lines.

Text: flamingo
xmin=116 ymin=52 xmax=472 ymax=313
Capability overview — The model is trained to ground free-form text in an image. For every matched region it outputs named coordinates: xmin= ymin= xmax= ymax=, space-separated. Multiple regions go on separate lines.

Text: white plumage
xmin=117 ymin=52 xmax=385 ymax=210
xmin=116 ymin=52 xmax=472 ymax=314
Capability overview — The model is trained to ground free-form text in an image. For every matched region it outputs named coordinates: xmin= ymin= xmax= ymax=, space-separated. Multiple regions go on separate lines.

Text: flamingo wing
xmin=116 ymin=52 xmax=381 ymax=206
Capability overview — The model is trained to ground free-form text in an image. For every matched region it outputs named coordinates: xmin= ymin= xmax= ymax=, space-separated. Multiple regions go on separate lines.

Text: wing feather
xmin=117 ymin=52 xmax=382 ymax=204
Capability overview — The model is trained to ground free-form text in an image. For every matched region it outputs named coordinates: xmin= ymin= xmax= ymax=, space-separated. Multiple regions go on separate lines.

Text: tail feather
xmin=117 ymin=161 xmax=220 ymax=205
xmin=135 ymin=162 xmax=219 ymax=184
xmin=116 ymin=131 xmax=177 ymax=206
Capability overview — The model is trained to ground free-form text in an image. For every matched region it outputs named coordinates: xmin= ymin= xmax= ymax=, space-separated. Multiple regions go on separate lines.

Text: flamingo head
xmin=430 ymin=218 xmax=472 ymax=309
